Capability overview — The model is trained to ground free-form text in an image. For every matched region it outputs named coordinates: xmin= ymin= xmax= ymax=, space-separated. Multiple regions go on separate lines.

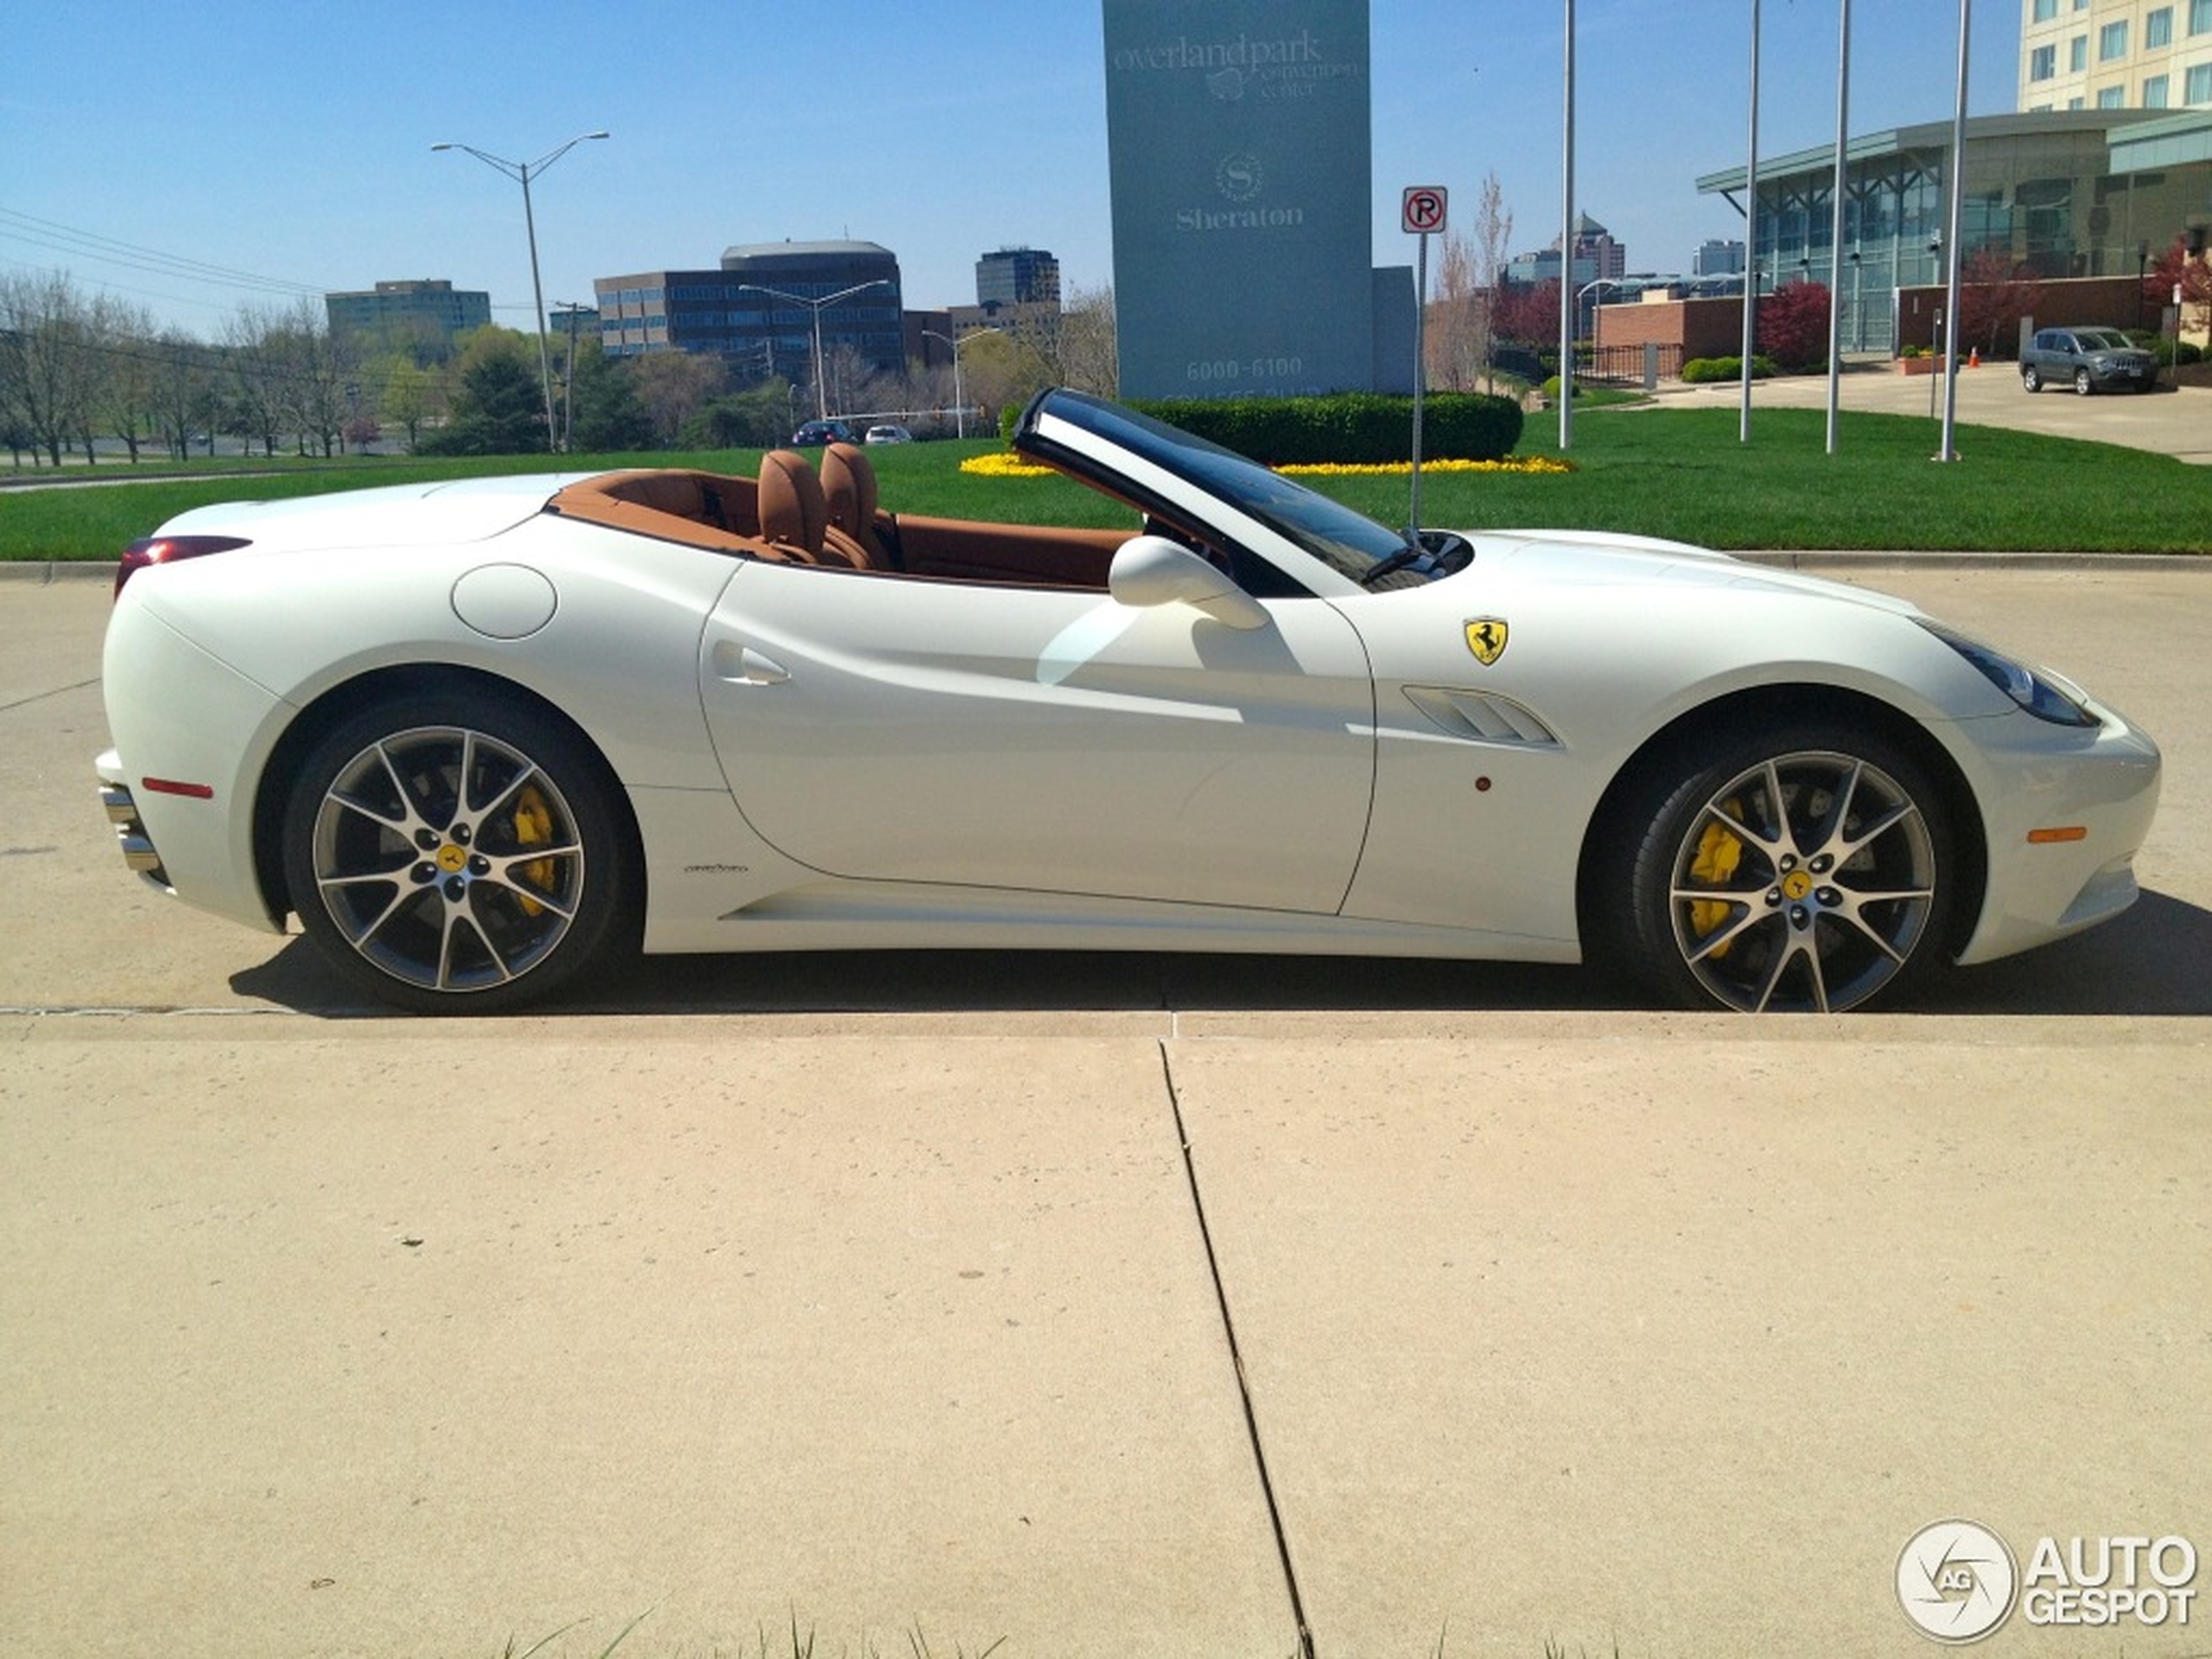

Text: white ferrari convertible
xmin=96 ymin=388 xmax=2161 ymax=1014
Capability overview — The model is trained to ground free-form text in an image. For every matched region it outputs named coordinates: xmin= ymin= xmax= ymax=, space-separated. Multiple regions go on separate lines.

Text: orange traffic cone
xmin=1968 ymin=347 xmax=1980 ymax=368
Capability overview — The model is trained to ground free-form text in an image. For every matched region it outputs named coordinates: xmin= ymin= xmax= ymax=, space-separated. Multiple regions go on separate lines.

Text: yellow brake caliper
xmin=511 ymin=785 xmax=556 ymax=916
xmin=1688 ymin=799 xmax=1745 ymax=957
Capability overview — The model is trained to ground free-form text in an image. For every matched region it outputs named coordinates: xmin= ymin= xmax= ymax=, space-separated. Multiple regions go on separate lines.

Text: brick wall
xmin=1593 ymin=297 xmax=1750 ymax=361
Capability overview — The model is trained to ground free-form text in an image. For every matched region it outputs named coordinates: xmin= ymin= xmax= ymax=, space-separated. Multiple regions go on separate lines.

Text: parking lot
xmin=3 ymin=562 xmax=2209 ymax=1658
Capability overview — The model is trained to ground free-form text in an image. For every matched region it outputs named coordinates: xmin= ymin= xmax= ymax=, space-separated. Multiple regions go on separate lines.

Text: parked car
xmin=789 ymin=419 xmax=857 ymax=446
xmin=864 ymin=423 xmax=914 ymax=445
xmin=2019 ymin=327 xmax=2158 ymax=395
xmin=95 ymin=388 xmax=2160 ymax=1015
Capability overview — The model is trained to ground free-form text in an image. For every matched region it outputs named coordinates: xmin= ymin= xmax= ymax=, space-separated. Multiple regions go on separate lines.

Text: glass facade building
xmin=594 ymin=241 xmax=906 ymax=384
xmin=1697 ymin=111 xmax=2205 ymax=350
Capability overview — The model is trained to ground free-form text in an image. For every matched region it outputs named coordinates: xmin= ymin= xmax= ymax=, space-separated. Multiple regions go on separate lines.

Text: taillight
xmin=115 ymin=535 xmax=251 ymax=598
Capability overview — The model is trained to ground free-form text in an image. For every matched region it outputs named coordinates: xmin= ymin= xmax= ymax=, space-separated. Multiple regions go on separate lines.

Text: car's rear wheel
xmin=2021 ymin=365 xmax=2041 ymax=393
xmin=1601 ymin=725 xmax=1958 ymax=1014
xmin=2074 ymin=368 xmax=2094 ymax=395
xmin=281 ymin=692 xmax=637 ymax=1013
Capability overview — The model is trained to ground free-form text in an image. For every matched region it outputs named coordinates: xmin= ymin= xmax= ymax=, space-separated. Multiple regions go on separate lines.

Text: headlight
xmin=1919 ymin=620 xmax=2099 ymax=727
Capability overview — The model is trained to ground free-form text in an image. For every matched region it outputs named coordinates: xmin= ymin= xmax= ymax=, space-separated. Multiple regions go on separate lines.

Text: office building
xmin=595 ymin=241 xmax=906 ymax=383
xmin=2020 ymin=0 xmax=2212 ymax=111
xmin=1696 ymin=110 xmax=2208 ymax=350
xmin=976 ymin=247 xmax=1062 ymax=308
xmin=324 ymin=279 xmax=490 ymax=343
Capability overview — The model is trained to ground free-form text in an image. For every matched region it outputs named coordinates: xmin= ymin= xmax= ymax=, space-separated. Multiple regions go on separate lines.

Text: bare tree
xmin=90 ymin=293 xmax=161 ymax=462
xmin=147 ymin=331 xmax=219 ymax=461
xmin=1470 ymin=172 xmax=1514 ymax=387
xmin=1046 ymin=282 xmax=1118 ymax=397
xmin=1428 ymin=173 xmax=1514 ymax=392
xmin=0 ymin=269 xmax=98 ymax=466
xmin=224 ymin=306 xmax=293 ymax=458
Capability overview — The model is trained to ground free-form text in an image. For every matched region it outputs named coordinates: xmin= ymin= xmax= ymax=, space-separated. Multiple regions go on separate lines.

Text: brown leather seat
xmin=760 ymin=448 xmax=874 ymax=569
xmin=820 ymin=442 xmax=887 ymax=564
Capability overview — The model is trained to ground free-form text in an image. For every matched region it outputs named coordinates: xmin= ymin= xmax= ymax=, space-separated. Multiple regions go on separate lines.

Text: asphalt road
xmin=3 ymin=567 xmax=2208 ymax=1659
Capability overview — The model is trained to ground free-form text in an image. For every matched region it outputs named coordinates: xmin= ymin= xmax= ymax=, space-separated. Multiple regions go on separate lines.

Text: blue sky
xmin=3 ymin=1 xmax=2020 ymax=336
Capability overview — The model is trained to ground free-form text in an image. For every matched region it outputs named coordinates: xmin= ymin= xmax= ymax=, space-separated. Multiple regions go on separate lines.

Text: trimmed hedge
xmin=1681 ymin=354 xmax=1777 ymax=382
xmin=1128 ymin=392 xmax=1523 ymax=464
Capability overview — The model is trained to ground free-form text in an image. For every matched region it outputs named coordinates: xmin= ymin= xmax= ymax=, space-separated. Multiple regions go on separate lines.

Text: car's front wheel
xmin=281 ymin=692 xmax=638 ymax=1013
xmin=2021 ymin=365 xmax=2042 ymax=393
xmin=2074 ymin=368 xmax=2094 ymax=395
xmin=1601 ymin=725 xmax=1959 ymax=1014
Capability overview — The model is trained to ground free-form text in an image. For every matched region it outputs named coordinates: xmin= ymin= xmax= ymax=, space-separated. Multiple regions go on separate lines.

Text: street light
xmin=738 ymin=280 xmax=891 ymax=421
xmin=1575 ymin=278 xmax=1622 ymax=374
xmin=430 ymin=131 xmax=609 ymax=452
xmin=921 ymin=327 xmax=1001 ymax=439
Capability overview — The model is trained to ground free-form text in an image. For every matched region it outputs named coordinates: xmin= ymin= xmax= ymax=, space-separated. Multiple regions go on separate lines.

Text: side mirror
xmin=1108 ymin=535 xmax=1270 ymax=631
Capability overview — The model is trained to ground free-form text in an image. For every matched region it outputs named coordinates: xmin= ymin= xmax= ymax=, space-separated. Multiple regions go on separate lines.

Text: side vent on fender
xmin=1401 ymin=686 xmax=1562 ymax=748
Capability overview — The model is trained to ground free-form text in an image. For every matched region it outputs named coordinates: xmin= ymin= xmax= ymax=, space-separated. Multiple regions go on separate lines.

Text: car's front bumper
xmin=2091 ymin=361 xmax=2158 ymax=390
xmin=1952 ymin=702 xmax=2162 ymax=967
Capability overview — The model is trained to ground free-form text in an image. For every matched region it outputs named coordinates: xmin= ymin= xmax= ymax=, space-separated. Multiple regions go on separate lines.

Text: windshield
xmin=1023 ymin=390 xmax=1416 ymax=583
xmin=2074 ymin=329 xmax=2133 ymax=350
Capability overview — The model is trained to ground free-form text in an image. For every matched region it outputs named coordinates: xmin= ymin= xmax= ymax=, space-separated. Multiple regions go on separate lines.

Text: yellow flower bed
xmin=960 ymin=452 xmax=1575 ymax=479
xmin=958 ymin=453 xmax=1058 ymax=478
xmin=1280 ymin=456 xmax=1577 ymax=477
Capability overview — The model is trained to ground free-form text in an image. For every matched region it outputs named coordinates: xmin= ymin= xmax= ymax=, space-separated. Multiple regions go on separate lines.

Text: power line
xmin=0 ymin=206 xmax=326 ymax=300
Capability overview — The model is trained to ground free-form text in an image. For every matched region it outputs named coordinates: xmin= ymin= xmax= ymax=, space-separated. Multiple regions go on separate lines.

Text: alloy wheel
xmin=307 ymin=725 xmax=586 ymax=995
xmin=1664 ymin=749 xmax=1938 ymax=1014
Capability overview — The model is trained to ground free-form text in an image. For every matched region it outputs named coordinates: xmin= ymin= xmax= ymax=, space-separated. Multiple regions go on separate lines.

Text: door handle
xmin=711 ymin=640 xmax=791 ymax=685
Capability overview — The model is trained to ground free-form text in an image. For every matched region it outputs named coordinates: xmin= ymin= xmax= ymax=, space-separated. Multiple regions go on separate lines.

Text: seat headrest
xmin=820 ymin=442 xmax=879 ymax=540
xmin=758 ymin=450 xmax=826 ymax=556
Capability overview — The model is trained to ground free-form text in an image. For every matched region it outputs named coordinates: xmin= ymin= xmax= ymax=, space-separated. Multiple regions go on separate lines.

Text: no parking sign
xmin=1402 ymin=185 xmax=1447 ymax=235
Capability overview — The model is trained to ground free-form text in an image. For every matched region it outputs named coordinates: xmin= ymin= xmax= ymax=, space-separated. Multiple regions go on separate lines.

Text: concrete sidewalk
xmin=4 ymin=576 xmax=2209 ymax=1659
xmin=1641 ymin=354 xmax=2212 ymax=462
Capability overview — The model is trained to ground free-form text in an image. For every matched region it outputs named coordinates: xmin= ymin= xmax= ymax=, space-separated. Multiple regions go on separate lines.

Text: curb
xmin=0 ymin=562 xmax=119 ymax=585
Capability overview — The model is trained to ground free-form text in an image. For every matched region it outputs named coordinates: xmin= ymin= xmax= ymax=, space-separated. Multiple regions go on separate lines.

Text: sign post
xmin=1401 ymin=185 xmax=1447 ymax=540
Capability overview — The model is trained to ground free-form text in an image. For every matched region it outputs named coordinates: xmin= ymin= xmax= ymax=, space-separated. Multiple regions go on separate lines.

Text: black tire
xmin=1596 ymin=722 xmax=1959 ymax=1014
xmin=2020 ymin=366 xmax=2041 ymax=393
xmin=2074 ymin=368 xmax=2094 ymax=396
xmin=281 ymin=691 xmax=638 ymax=1013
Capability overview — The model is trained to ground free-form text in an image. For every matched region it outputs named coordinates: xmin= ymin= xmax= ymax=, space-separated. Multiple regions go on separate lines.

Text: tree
xmin=957 ymin=328 xmax=1055 ymax=425
xmin=82 ymin=294 xmax=161 ymax=462
xmin=1046 ymin=282 xmax=1118 ymax=397
xmin=224 ymin=305 xmax=293 ymax=457
xmin=418 ymin=328 xmax=546 ymax=455
xmin=565 ymin=339 xmax=654 ymax=452
xmin=1489 ymin=278 xmax=1559 ymax=347
xmin=629 ymin=349 xmax=727 ymax=447
xmin=1427 ymin=172 xmax=1514 ymax=392
xmin=371 ymin=352 xmax=442 ymax=452
xmin=1957 ymin=246 xmax=2044 ymax=361
xmin=681 ymin=377 xmax=797 ymax=448
xmin=148 ymin=331 xmax=219 ymax=461
xmin=1756 ymin=279 xmax=1831 ymax=371
xmin=2142 ymin=234 xmax=2212 ymax=334
xmin=0 ymin=269 xmax=99 ymax=466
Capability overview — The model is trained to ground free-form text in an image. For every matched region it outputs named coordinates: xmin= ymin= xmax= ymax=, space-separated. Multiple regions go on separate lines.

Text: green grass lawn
xmin=4 ymin=404 xmax=2206 ymax=561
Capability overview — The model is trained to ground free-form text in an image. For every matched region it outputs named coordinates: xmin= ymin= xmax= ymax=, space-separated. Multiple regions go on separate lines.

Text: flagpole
xmin=1936 ymin=0 xmax=1970 ymax=462
xmin=1741 ymin=0 xmax=1760 ymax=443
xmin=1825 ymin=0 xmax=1851 ymax=454
xmin=1560 ymin=0 xmax=1577 ymax=452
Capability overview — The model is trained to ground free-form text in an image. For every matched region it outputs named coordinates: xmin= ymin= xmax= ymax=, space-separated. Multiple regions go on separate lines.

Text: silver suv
xmin=2020 ymin=327 xmax=2158 ymax=395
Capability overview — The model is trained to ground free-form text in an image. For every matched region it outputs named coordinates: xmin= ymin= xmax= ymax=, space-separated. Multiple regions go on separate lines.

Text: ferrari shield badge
xmin=1464 ymin=618 xmax=1509 ymax=666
